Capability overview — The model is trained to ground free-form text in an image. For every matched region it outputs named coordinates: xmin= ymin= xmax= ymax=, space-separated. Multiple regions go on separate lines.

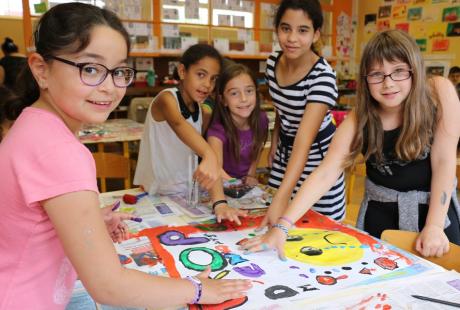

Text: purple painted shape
xmin=233 ymin=263 xmax=266 ymax=278
xmin=158 ymin=230 xmax=209 ymax=246
xmin=448 ymin=279 xmax=460 ymax=291
xmin=289 ymin=266 xmax=300 ymax=269
xmin=299 ymin=274 xmax=309 ymax=278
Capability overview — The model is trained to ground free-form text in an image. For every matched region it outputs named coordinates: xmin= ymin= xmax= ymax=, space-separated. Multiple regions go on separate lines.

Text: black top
xmin=176 ymin=89 xmax=199 ymax=122
xmin=0 ymin=55 xmax=27 ymax=89
xmin=364 ymin=127 xmax=431 ymax=192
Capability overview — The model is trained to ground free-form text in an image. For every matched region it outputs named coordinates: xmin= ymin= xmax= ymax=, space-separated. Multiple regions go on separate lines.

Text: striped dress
xmin=266 ymin=51 xmax=346 ymax=221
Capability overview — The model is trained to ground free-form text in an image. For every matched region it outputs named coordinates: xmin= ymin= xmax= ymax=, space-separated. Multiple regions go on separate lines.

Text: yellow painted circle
xmin=284 ymin=228 xmax=364 ymax=266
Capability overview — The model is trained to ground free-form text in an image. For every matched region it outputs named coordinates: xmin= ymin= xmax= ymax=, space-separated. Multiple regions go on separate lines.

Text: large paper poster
xmin=139 ymin=211 xmax=434 ymax=309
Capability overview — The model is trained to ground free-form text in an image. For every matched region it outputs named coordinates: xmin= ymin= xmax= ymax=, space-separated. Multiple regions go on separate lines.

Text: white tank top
xmin=133 ymin=87 xmax=202 ymax=195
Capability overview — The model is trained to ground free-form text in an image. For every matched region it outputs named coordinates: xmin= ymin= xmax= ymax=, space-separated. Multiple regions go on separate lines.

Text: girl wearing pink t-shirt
xmin=0 ymin=3 xmax=251 ymax=310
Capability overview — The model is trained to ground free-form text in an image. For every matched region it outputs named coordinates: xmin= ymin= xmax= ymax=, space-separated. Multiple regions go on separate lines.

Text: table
xmin=79 ymin=118 xmax=144 ymax=158
xmin=70 ymin=188 xmax=460 ymax=310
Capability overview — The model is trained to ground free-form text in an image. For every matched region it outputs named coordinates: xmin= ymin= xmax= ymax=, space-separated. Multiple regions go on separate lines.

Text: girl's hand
xmin=267 ymin=145 xmax=277 ymax=168
xmin=257 ymin=196 xmax=287 ymax=230
xmin=214 ymin=204 xmax=248 ymax=225
xmin=195 ymin=267 xmax=252 ymax=304
xmin=195 ymin=152 xmax=220 ymax=190
xmin=415 ymin=224 xmax=450 ymax=257
xmin=221 ymin=169 xmax=233 ymax=181
xmin=242 ymin=175 xmax=258 ymax=187
xmin=101 ymin=205 xmax=132 ymax=243
xmin=238 ymin=227 xmax=287 ymax=261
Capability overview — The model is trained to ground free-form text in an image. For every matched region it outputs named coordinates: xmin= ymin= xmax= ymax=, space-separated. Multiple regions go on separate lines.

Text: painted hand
xmin=416 ymin=224 xmax=450 ymax=257
xmin=101 ymin=204 xmax=132 ymax=243
xmin=196 ymin=266 xmax=253 ymax=304
xmin=257 ymin=197 xmax=286 ymax=231
xmin=238 ymin=228 xmax=287 ymax=261
xmin=214 ymin=204 xmax=248 ymax=225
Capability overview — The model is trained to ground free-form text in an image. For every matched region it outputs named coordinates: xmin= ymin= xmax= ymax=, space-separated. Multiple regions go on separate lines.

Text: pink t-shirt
xmin=0 ymin=107 xmax=98 ymax=310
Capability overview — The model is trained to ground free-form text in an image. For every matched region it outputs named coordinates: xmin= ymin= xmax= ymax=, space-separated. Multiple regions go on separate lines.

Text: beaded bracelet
xmin=185 ymin=276 xmax=202 ymax=304
xmin=212 ymin=199 xmax=228 ymax=213
xmin=279 ymin=216 xmax=294 ymax=227
xmin=272 ymin=223 xmax=289 ymax=236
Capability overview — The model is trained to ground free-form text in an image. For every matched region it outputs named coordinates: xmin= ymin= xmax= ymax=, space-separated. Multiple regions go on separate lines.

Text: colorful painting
xmin=415 ymin=38 xmax=427 ymax=51
xmin=443 ymin=7 xmax=460 ymax=22
xmin=378 ymin=5 xmax=392 ymax=18
xmin=377 ymin=19 xmax=391 ymax=31
xmin=447 ymin=22 xmax=460 ymax=36
xmin=408 ymin=7 xmax=423 ymax=20
xmin=432 ymin=38 xmax=450 ymax=51
xmin=140 ymin=212 xmax=433 ymax=309
xmin=392 ymin=5 xmax=407 ymax=18
xmin=396 ymin=22 xmax=410 ymax=32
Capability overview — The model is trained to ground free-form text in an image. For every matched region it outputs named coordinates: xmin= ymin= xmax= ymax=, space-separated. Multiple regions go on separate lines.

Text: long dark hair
xmin=274 ymin=0 xmax=323 ymax=54
xmin=348 ymin=30 xmax=437 ymax=166
xmin=16 ymin=3 xmax=130 ymax=106
xmin=213 ymin=63 xmax=267 ymax=163
xmin=173 ymin=44 xmax=223 ymax=80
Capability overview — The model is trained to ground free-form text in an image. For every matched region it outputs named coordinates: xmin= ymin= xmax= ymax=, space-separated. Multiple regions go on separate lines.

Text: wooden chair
xmin=128 ymin=97 xmax=153 ymax=123
xmin=381 ymin=229 xmax=460 ymax=271
xmin=92 ymin=152 xmax=131 ymax=192
xmin=345 ymin=161 xmax=366 ymax=205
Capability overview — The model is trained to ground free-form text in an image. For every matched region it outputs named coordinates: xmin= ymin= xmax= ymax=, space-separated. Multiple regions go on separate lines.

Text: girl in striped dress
xmin=264 ymin=0 xmax=345 ymax=224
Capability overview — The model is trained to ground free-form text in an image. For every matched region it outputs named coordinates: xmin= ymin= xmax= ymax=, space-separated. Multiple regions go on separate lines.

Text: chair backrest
xmin=381 ymin=229 xmax=460 ymax=272
xmin=128 ymin=97 xmax=154 ymax=123
xmin=92 ymin=152 xmax=131 ymax=192
xmin=345 ymin=161 xmax=366 ymax=205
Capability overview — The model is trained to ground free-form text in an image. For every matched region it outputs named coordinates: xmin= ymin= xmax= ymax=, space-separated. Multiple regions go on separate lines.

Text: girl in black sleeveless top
xmin=240 ymin=30 xmax=460 ymax=261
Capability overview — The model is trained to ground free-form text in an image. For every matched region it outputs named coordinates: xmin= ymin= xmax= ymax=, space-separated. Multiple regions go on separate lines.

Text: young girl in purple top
xmin=207 ymin=63 xmax=268 ymax=188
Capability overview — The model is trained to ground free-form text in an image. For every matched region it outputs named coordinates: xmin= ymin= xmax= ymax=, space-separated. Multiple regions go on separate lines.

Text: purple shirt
xmin=207 ymin=111 xmax=268 ymax=178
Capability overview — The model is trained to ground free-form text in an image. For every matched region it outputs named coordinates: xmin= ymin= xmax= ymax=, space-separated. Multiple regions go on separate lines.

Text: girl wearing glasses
xmin=206 ymin=63 xmax=268 ymax=221
xmin=0 ymin=3 xmax=251 ymax=309
xmin=241 ymin=30 xmax=460 ymax=260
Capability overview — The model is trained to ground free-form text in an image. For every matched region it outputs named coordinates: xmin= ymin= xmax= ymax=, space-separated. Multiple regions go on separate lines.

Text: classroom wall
xmin=0 ymin=17 xmax=25 ymax=54
xmin=357 ymin=1 xmax=460 ymax=73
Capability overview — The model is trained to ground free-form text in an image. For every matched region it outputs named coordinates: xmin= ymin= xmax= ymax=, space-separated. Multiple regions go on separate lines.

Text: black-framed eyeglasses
xmin=365 ymin=69 xmax=412 ymax=84
xmin=49 ymin=56 xmax=136 ymax=88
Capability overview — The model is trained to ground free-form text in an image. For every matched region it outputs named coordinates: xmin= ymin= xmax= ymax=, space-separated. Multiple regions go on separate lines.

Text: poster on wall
xmin=378 ymin=5 xmax=392 ymax=18
xmin=432 ymin=38 xmax=450 ymax=51
xmin=395 ymin=22 xmax=409 ymax=32
xmin=407 ymin=7 xmax=423 ymax=20
xmin=392 ymin=5 xmax=407 ymax=18
xmin=447 ymin=22 xmax=460 ymax=36
xmin=377 ymin=19 xmax=391 ymax=31
xmin=442 ymin=6 xmax=460 ymax=22
xmin=415 ymin=38 xmax=427 ymax=51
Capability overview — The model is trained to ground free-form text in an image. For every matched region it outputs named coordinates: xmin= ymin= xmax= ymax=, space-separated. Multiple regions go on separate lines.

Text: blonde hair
xmin=348 ymin=30 xmax=438 ymax=166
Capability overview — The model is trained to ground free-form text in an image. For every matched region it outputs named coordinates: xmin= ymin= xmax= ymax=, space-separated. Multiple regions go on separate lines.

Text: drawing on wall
xmin=432 ymin=38 xmax=450 ymax=51
xmin=408 ymin=7 xmax=423 ymax=21
xmin=415 ymin=38 xmax=427 ymax=51
xmin=392 ymin=5 xmax=407 ymax=19
xmin=443 ymin=7 xmax=460 ymax=22
xmin=396 ymin=23 xmax=409 ymax=32
xmin=447 ymin=22 xmax=460 ymax=36
xmin=377 ymin=19 xmax=391 ymax=31
xmin=139 ymin=212 xmax=433 ymax=309
xmin=378 ymin=5 xmax=392 ymax=18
